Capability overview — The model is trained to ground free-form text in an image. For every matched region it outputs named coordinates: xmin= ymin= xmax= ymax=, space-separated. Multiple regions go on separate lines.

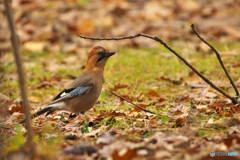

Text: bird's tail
xmin=20 ymin=107 xmax=52 ymax=124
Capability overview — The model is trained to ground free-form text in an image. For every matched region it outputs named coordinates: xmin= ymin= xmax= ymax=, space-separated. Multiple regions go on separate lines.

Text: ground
xmin=1 ymin=0 xmax=240 ymax=160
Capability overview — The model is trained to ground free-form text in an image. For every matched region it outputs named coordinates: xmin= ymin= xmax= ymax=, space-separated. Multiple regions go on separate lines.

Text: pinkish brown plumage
xmin=20 ymin=46 xmax=115 ymax=123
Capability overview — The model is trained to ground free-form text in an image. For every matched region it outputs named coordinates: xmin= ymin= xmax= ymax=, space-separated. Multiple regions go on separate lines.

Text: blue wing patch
xmin=70 ymin=86 xmax=91 ymax=96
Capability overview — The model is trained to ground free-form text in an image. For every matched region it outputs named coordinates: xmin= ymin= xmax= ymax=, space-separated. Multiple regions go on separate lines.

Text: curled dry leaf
xmin=9 ymin=103 xmax=23 ymax=113
xmin=112 ymin=83 xmax=128 ymax=91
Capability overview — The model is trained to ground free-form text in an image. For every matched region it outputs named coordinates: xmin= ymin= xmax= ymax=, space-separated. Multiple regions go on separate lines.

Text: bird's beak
xmin=107 ymin=51 xmax=115 ymax=57
xmin=97 ymin=51 xmax=116 ymax=62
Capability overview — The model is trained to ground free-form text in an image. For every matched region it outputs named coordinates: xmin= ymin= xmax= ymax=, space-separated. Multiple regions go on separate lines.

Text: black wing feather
xmin=52 ymin=88 xmax=75 ymax=101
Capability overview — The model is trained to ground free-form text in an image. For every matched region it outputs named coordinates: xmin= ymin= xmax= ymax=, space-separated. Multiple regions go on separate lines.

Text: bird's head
xmin=86 ymin=46 xmax=115 ymax=71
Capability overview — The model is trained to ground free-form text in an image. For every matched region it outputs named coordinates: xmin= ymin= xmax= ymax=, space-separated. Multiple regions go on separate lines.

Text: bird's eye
xmin=96 ymin=51 xmax=104 ymax=56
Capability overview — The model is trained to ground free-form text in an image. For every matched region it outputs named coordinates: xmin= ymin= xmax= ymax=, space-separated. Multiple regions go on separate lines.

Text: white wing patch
xmin=47 ymin=102 xmax=71 ymax=111
xmin=60 ymin=92 xmax=67 ymax=97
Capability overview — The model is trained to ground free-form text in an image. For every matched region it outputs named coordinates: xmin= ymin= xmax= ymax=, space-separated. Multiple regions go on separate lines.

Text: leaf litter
xmin=1 ymin=0 xmax=240 ymax=159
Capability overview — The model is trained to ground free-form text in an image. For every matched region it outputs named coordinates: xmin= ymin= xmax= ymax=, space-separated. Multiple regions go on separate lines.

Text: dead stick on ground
xmin=4 ymin=0 xmax=33 ymax=144
xmin=78 ymin=33 xmax=238 ymax=104
xmin=111 ymin=92 xmax=161 ymax=116
xmin=191 ymin=24 xmax=239 ymax=96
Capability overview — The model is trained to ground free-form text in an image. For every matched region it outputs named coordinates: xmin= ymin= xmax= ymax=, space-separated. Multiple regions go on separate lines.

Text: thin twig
xmin=4 ymin=0 xmax=33 ymax=143
xmin=191 ymin=24 xmax=239 ymax=96
xmin=152 ymin=36 xmax=237 ymax=104
xmin=79 ymin=33 xmax=238 ymax=104
xmin=111 ymin=92 xmax=160 ymax=115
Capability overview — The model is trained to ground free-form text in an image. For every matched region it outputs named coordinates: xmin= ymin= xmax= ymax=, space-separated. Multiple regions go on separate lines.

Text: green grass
xmin=2 ymin=41 xmax=240 ymax=108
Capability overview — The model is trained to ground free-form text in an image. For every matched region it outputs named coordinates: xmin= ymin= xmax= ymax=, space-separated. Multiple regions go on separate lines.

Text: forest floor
xmin=1 ymin=0 xmax=240 ymax=159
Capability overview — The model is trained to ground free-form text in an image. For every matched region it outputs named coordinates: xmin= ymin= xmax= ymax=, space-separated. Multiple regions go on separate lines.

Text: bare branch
xmin=191 ymin=24 xmax=239 ymax=96
xmin=78 ymin=33 xmax=141 ymax=40
xmin=79 ymin=33 xmax=238 ymax=104
xmin=151 ymin=36 xmax=237 ymax=104
xmin=111 ymin=92 xmax=161 ymax=116
xmin=4 ymin=0 xmax=33 ymax=143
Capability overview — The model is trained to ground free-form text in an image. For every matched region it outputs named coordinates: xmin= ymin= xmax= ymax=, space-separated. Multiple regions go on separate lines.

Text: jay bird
xmin=20 ymin=46 xmax=115 ymax=123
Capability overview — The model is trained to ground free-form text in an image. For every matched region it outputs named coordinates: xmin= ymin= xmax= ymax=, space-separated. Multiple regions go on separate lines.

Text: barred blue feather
xmin=71 ymin=86 xmax=91 ymax=96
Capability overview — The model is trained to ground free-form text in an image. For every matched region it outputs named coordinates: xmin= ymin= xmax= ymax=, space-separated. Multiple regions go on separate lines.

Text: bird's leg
xmin=69 ymin=112 xmax=78 ymax=119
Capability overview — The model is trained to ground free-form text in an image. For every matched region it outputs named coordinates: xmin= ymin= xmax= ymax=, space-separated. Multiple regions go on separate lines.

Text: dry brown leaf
xmin=9 ymin=103 xmax=23 ymax=113
xmin=173 ymin=118 xmax=187 ymax=127
xmin=145 ymin=90 xmax=159 ymax=100
xmin=77 ymin=20 xmax=95 ymax=35
xmin=94 ymin=111 xmax=126 ymax=122
xmin=112 ymin=148 xmax=137 ymax=160
xmin=28 ymin=96 xmax=39 ymax=103
xmin=112 ymin=83 xmax=128 ymax=91
xmin=223 ymin=135 xmax=240 ymax=148
xmin=133 ymin=104 xmax=146 ymax=112
xmin=0 ymin=99 xmax=14 ymax=116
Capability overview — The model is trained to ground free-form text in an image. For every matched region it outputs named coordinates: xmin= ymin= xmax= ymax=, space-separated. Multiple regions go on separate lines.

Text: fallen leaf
xmin=173 ymin=118 xmax=187 ymax=127
xmin=145 ymin=90 xmax=159 ymax=100
xmin=134 ymin=104 xmax=147 ymax=112
xmin=112 ymin=83 xmax=128 ymax=91
xmin=223 ymin=135 xmax=240 ymax=148
xmin=205 ymin=91 xmax=218 ymax=98
xmin=94 ymin=111 xmax=126 ymax=122
xmin=23 ymin=41 xmax=45 ymax=52
xmin=0 ymin=99 xmax=14 ymax=116
xmin=9 ymin=103 xmax=23 ymax=113
xmin=28 ymin=96 xmax=39 ymax=103
xmin=96 ymin=129 xmax=116 ymax=145
xmin=112 ymin=148 xmax=137 ymax=160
